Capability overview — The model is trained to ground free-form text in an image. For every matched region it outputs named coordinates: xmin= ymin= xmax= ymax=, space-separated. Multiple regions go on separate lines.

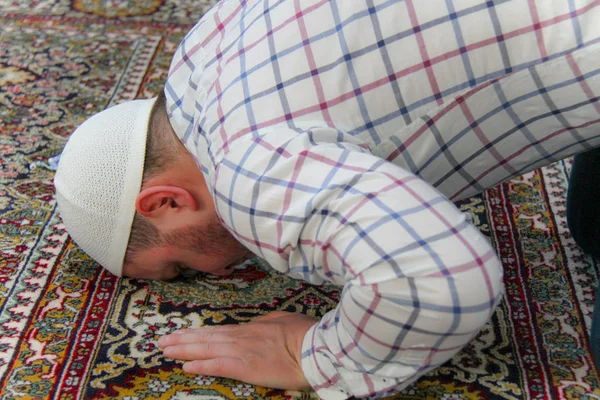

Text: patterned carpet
xmin=1 ymin=1 xmax=599 ymax=399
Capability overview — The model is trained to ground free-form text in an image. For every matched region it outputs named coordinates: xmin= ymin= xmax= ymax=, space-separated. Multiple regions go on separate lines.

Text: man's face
xmin=122 ymin=216 xmax=251 ymax=281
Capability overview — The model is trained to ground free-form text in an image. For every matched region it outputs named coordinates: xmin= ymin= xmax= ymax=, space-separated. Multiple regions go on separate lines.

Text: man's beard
xmin=162 ymin=215 xmax=248 ymax=262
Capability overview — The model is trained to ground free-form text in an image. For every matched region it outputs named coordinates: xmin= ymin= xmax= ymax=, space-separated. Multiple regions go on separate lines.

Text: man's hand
xmin=157 ymin=311 xmax=317 ymax=390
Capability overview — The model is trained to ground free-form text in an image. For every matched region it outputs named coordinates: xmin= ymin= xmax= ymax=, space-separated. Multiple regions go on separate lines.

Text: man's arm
xmin=162 ymin=129 xmax=503 ymax=398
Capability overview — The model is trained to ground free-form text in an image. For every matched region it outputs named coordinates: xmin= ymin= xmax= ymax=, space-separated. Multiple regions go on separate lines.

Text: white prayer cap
xmin=54 ymin=98 xmax=157 ymax=276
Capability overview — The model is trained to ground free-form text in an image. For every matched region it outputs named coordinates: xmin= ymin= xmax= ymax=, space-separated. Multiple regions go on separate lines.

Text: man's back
xmin=167 ymin=0 xmax=600 ymax=201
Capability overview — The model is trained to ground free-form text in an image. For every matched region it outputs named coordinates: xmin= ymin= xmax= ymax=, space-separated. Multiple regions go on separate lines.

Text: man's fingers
xmin=158 ymin=327 xmax=237 ymax=348
xmin=163 ymin=342 xmax=239 ymax=360
xmin=182 ymin=358 xmax=246 ymax=381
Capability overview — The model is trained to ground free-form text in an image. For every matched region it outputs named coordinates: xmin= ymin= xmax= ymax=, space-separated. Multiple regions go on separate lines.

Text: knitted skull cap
xmin=54 ymin=98 xmax=157 ymax=276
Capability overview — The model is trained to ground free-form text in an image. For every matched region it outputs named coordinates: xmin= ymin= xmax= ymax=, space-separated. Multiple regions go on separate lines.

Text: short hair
xmin=123 ymin=91 xmax=180 ymax=265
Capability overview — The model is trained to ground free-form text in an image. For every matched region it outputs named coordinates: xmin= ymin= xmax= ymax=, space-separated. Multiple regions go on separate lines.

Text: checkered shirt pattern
xmin=165 ymin=0 xmax=600 ymax=398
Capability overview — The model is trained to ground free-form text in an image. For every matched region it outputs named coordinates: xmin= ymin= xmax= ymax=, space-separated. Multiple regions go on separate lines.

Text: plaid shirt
xmin=165 ymin=0 xmax=600 ymax=398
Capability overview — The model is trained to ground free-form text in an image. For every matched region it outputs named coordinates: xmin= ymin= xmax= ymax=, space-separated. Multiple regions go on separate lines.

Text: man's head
xmin=55 ymin=92 xmax=251 ymax=280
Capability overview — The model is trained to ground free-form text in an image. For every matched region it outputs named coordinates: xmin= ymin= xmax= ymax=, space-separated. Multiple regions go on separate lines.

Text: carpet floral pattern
xmin=1 ymin=1 xmax=599 ymax=399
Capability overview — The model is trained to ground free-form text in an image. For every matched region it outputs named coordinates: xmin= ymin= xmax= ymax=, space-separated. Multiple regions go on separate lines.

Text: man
xmin=54 ymin=0 xmax=600 ymax=398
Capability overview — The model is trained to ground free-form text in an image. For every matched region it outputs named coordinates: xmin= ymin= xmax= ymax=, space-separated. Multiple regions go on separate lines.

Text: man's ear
xmin=135 ymin=186 xmax=199 ymax=218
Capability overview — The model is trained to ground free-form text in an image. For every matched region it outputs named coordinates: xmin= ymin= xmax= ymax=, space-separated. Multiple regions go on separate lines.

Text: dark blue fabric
xmin=567 ymin=147 xmax=600 ymax=258
xmin=567 ymin=147 xmax=600 ymax=370
xmin=592 ymin=284 xmax=600 ymax=371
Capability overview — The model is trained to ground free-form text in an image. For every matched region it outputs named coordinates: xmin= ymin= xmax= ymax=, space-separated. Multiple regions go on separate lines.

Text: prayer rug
xmin=0 ymin=1 xmax=599 ymax=399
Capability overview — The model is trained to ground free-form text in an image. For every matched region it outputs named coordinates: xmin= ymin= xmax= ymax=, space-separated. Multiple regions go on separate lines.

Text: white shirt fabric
xmin=165 ymin=0 xmax=600 ymax=397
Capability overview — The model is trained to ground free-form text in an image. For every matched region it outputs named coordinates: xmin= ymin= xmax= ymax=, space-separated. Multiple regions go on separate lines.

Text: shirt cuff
xmin=300 ymin=323 xmax=352 ymax=400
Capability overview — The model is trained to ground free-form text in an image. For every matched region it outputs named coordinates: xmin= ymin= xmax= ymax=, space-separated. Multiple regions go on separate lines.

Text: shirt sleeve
xmin=212 ymin=127 xmax=504 ymax=399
